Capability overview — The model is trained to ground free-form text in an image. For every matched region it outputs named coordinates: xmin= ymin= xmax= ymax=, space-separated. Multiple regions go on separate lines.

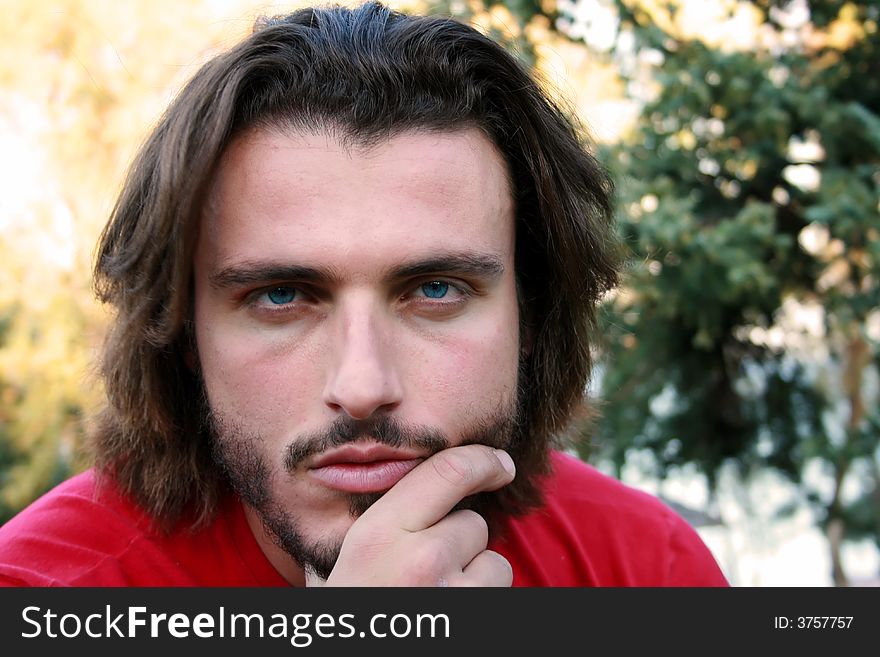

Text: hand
xmin=305 ymin=444 xmax=516 ymax=587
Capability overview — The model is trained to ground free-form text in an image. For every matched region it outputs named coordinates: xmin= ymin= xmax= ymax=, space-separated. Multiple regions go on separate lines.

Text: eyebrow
xmin=208 ymin=253 xmax=505 ymax=290
xmin=389 ymin=254 xmax=505 ymax=280
xmin=209 ymin=263 xmax=339 ymax=289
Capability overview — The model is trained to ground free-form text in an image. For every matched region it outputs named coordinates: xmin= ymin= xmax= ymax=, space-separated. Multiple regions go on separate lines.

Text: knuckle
xmin=483 ymin=551 xmax=513 ymax=586
xmin=495 ymin=552 xmax=514 ymax=582
xmin=406 ymin=541 xmax=449 ymax=582
xmin=430 ymin=450 xmax=478 ymax=488
xmin=458 ymin=509 xmax=489 ymax=540
xmin=458 ymin=550 xmax=512 ymax=587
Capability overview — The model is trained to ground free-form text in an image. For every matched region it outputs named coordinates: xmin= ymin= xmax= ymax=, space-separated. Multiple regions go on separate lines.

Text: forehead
xmin=198 ymin=127 xmax=515 ymax=274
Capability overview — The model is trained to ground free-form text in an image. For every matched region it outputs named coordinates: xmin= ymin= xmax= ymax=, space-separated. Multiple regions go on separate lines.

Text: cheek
xmin=421 ymin=320 xmax=520 ymax=412
xmin=196 ymin=325 xmax=323 ymax=423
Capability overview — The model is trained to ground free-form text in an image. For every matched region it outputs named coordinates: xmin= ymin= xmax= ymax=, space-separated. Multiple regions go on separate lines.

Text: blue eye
xmin=421 ymin=281 xmax=449 ymax=299
xmin=266 ymin=287 xmax=297 ymax=305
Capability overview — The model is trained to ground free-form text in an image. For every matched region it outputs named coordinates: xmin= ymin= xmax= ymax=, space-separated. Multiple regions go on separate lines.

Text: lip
xmin=307 ymin=442 xmax=427 ymax=494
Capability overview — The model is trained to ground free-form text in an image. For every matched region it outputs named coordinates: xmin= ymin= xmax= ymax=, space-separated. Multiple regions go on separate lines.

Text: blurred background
xmin=0 ymin=0 xmax=877 ymax=586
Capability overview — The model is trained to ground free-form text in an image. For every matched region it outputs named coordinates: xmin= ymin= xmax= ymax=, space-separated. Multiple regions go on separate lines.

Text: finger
xmin=304 ymin=569 xmax=326 ymax=588
xmin=362 ymin=445 xmax=515 ymax=533
xmin=418 ymin=509 xmax=489 ymax=569
xmin=456 ymin=550 xmax=513 ymax=587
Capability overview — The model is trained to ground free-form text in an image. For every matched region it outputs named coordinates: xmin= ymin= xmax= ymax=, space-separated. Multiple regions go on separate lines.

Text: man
xmin=0 ymin=2 xmax=727 ymax=586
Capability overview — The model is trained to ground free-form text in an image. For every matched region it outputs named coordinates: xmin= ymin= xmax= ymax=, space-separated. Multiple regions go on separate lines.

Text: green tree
xmin=439 ymin=0 xmax=879 ymax=585
xmin=599 ymin=0 xmax=878 ymax=587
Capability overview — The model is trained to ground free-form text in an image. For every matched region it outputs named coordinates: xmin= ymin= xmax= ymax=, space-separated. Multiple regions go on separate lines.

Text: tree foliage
xmin=0 ymin=0 xmax=263 ymax=522
xmin=439 ymin=0 xmax=879 ymax=583
xmin=599 ymin=1 xmax=878 ymax=584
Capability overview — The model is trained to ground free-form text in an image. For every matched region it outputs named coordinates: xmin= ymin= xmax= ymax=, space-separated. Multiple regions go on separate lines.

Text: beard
xmin=207 ymin=394 xmax=527 ymax=581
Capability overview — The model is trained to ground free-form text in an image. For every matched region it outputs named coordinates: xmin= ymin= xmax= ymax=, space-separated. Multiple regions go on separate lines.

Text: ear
xmin=181 ymin=317 xmax=199 ymax=372
xmin=515 ymin=277 xmax=534 ymax=357
xmin=520 ymin=321 xmax=534 ymax=357
xmin=184 ymin=349 xmax=197 ymax=371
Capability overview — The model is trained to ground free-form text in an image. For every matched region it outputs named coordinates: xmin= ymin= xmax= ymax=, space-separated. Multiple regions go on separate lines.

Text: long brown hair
xmin=92 ymin=1 xmax=619 ymax=528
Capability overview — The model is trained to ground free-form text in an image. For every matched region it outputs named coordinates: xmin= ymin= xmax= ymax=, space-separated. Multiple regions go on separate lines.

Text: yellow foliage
xmin=0 ymin=0 xmax=347 ymax=517
xmin=826 ymin=2 xmax=866 ymax=50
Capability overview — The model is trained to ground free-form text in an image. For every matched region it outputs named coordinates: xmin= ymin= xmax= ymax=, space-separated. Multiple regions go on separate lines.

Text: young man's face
xmin=193 ymin=127 xmax=521 ymax=582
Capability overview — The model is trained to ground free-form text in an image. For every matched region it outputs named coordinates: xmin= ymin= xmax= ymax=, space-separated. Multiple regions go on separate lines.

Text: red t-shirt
xmin=0 ymin=451 xmax=727 ymax=586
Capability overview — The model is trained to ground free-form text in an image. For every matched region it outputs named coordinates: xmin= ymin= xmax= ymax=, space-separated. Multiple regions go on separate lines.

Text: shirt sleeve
xmin=664 ymin=512 xmax=729 ymax=586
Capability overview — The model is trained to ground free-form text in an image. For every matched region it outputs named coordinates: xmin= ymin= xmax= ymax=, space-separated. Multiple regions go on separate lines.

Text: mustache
xmin=282 ymin=415 xmax=451 ymax=472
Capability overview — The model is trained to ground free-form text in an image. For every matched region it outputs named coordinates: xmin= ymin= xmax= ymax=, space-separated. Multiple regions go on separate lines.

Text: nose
xmin=322 ymin=297 xmax=404 ymax=420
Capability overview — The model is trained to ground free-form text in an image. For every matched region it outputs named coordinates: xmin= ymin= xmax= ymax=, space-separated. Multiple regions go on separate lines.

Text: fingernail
xmin=494 ymin=449 xmax=515 ymax=476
